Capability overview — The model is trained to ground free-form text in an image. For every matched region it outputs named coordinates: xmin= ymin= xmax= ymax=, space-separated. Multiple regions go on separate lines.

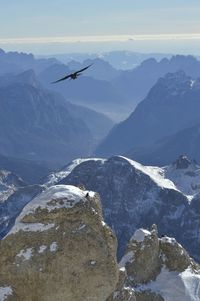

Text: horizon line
xmin=1 ymin=34 xmax=200 ymax=44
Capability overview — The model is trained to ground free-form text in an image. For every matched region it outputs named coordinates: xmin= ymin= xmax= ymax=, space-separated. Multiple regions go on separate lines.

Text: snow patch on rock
xmin=8 ymin=222 xmax=55 ymax=236
xmin=17 ymin=248 xmax=33 ymax=261
xmin=20 ymin=185 xmax=87 ymax=214
xmin=131 ymin=228 xmax=151 ymax=243
xmin=160 ymin=236 xmax=177 ymax=245
xmin=50 ymin=242 xmax=58 ymax=252
xmin=119 ymin=251 xmax=134 ymax=268
xmin=6 ymin=185 xmax=96 ymax=237
xmin=0 ymin=286 xmax=13 ymax=300
xmin=38 ymin=245 xmax=47 ymax=254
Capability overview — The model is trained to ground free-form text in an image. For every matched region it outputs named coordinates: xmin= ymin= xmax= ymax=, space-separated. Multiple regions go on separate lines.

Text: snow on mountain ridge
xmin=43 ymin=155 xmax=200 ymax=203
xmin=45 ymin=158 xmax=105 ymax=187
xmin=163 ymin=156 xmax=200 ymax=197
xmin=120 ymin=156 xmax=178 ymax=191
xmin=120 ymin=156 xmax=200 ymax=200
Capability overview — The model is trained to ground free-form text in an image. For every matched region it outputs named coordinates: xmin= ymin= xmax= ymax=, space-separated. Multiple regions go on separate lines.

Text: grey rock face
xmin=124 ymin=228 xmax=161 ymax=285
xmin=173 ymin=155 xmax=192 ymax=170
xmin=107 ymin=269 xmax=136 ymax=301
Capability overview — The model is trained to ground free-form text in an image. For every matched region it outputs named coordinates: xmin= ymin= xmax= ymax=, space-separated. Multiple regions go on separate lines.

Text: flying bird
xmin=51 ymin=64 xmax=93 ymax=84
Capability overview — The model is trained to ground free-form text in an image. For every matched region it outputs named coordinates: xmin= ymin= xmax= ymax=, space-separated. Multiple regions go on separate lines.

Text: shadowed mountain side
xmin=126 ymin=124 xmax=200 ymax=166
xmin=0 ymin=73 xmax=94 ymax=165
xmin=0 ymin=154 xmax=53 ymax=184
xmin=66 ymin=101 xmax=114 ymax=141
xmin=96 ymin=71 xmax=200 ymax=157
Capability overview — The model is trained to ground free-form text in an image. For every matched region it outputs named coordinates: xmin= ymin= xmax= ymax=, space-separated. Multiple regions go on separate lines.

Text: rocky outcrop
xmin=119 ymin=226 xmax=200 ymax=301
xmin=124 ymin=226 xmax=161 ymax=285
xmin=0 ymin=185 xmax=118 ymax=301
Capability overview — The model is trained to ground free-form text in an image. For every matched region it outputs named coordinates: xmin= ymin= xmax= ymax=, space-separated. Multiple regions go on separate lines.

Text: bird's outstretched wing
xmin=75 ymin=64 xmax=93 ymax=74
xmin=51 ymin=64 xmax=93 ymax=84
xmin=51 ymin=74 xmax=72 ymax=84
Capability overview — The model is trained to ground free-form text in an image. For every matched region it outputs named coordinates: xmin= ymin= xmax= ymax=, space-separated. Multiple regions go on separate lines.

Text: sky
xmin=1 ymin=0 xmax=200 ymax=54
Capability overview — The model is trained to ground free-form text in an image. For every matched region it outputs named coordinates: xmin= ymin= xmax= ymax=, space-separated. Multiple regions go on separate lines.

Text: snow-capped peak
xmin=119 ymin=156 xmax=178 ymax=191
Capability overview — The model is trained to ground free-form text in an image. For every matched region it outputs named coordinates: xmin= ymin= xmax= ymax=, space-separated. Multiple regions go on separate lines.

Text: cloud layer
xmin=1 ymin=34 xmax=200 ymax=45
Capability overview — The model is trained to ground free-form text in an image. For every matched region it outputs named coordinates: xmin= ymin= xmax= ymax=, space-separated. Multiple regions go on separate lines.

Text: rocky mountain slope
xmin=0 ymin=170 xmax=43 ymax=238
xmin=0 ymin=185 xmax=118 ymax=301
xmin=96 ymin=70 xmax=200 ymax=157
xmin=65 ymin=101 xmax=114 ymax=142
xmin=112 ymin=226 xmax=200 ymax=301
xmin=0 ymin=68 xmax=115 ymax=182
xmin=44 ymin=155 xmax=200 ymax=262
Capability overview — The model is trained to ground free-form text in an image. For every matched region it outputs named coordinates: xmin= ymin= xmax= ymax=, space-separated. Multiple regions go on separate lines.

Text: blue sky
xmin=0 ymin=0 xmax=200 ymax=54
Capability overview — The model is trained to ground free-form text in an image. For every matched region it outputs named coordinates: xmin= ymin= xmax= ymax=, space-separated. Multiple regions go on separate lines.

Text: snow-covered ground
xmin=137 ymin=267 xmax=200 ymax=301
xmin=0 ymin=286 xmax=13 ymax=300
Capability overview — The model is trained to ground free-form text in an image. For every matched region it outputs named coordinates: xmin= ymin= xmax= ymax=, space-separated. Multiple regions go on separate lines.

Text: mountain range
xmin=112 ymin=54 xmax=200 ymax=108
xmin=96 ymin=70 xmax=200 ymax=163
xmin=2 ymin=48 xmax=200 ymax=122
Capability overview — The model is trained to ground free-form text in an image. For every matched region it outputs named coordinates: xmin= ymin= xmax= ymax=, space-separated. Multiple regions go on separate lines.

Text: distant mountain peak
xmin=0 ymin=69 xmax=42 ymax=89
xmin=15 ymin=69 xmax=40 ymax=87
xmin=0 ymin=48 xmax=5 ymax=55
xmin=173 ymin=155 xmax=192 ymax=169
xmin=146 ymin=70 xmax=200 ymax=104
xmin=158 ymin=70 xmax=192 ymax=92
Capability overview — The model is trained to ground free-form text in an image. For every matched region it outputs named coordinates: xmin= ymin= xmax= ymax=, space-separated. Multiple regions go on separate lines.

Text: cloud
xmin=1 ymin=34 xmax=200 ymax=45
